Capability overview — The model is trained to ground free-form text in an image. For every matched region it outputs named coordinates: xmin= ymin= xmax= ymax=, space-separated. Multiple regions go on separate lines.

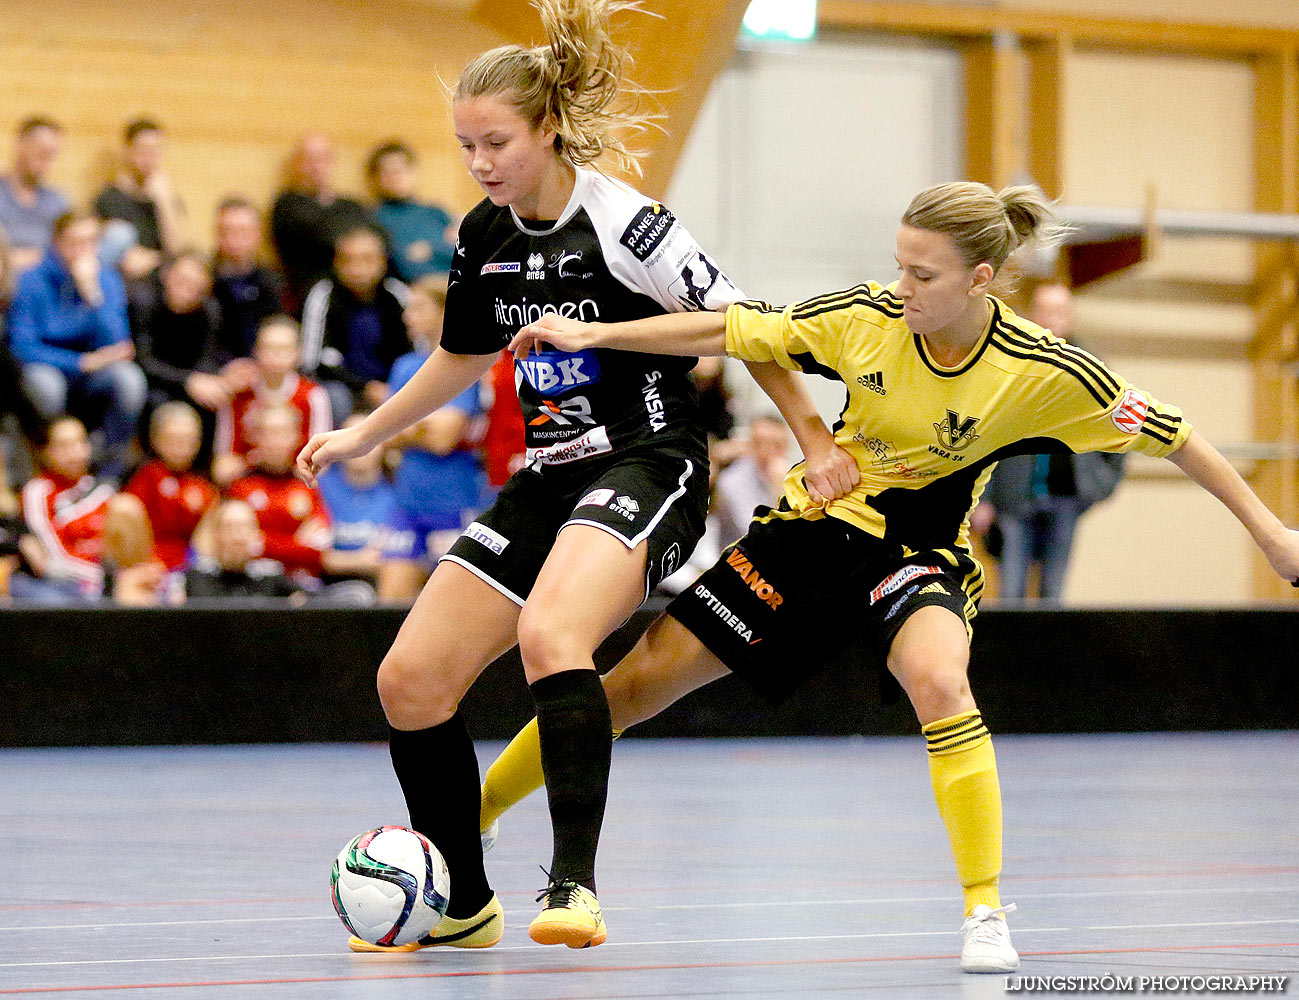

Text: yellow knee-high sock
xmin=479 ymin=717 xmax=622 ymax=833
xmin=923 ymin=710 xmax=1003 ymax=915
xmin=480 ymin=718 xmax=544 ymax=832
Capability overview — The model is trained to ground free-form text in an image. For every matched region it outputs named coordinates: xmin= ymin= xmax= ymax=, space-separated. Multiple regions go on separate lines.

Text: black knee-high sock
xmin=388 ymin=714 xmax=491 ymax=919
xmin=532 ymin=670 xmax=612 ymax=894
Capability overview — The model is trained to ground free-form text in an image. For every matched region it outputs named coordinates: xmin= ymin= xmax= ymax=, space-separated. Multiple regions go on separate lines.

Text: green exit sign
xmin=742 ymin=0 xmax=817 ymax=41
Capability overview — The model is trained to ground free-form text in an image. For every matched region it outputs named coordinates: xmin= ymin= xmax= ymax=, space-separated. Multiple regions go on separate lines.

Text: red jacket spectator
xmin=480 ymin=350 xmax=525 ymax=489
xmin=215 ymin=372 xmax=330 ymax=462
xmin=228 ymin=471 xmax=331 ymax=578
xmin=21 ymin=470 xmax=113 ymax=592
xmin=123 ymin=460 xmax=218 ymax=570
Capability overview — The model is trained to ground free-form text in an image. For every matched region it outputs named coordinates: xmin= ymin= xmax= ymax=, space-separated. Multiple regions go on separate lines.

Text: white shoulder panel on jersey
xmin=578 ymin=169 xmax=745 ymax=314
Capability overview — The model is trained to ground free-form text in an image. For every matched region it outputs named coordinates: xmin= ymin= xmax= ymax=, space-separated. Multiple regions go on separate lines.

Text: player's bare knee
xmin=516 ymin=605 xmax=578 ymax=681
xmin=896 ymin=666 xmax=972 ymax=724
xmin=377 ymin=649 xmax=454 ymax=727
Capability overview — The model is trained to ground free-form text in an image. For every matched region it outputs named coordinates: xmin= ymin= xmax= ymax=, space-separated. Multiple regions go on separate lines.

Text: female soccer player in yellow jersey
xmin=298 ymin=0 xmax=856 ymax=955
xmin=490 ymin=180 xmax=1299 ymax=974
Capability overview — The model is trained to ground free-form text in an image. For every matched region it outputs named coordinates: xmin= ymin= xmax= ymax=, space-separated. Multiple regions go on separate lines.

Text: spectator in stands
xmin=975 ymin=282 xmax=1126 ymax=601
xmin=227 ymin=403 xmax=332 ymax=582
xmin=317 ymin=412 xmax=392 ymax=586
xmin=714 ymin=414 xmax=792 ymax=544
xmin=130 ymin=249 xmax=244 ymax=421
xmin=271 ymin=133 xmax=372 ymax=312
xmin=211 ymin=196 xmax=286 ymax=359
xmin=1 ymin=224 xmax=44 ymax=448
xmin=0 ymin=117 xmax=70 ymax=276
xmin=7 ymin=210 xmax=146 ymax=478
xmin=13 ymin=415 xmax=161 ymax=604
xmin=692 ymin=355 xmax=736 ymax=444
xmin=213 ymin=315 xmax=330 ymax=487
xmin=367 ymin=140 xmax=457 ymax=282
xmin=478 ymin=350 xmax=526 ymax=492
xmin=94 ymin=118 xmax=187 ymax=280
xmin=175 ymin=497 xmax=304 ymax=603
xmin=122 ymin=401 xmax=218 ymax=571
xmin=300 ymin=225 xmax=409 ymax=425
xmin=0 ymin=453 xmax=29 ymax=600
xmin=378 ymin=276 xmax=485 ymax=601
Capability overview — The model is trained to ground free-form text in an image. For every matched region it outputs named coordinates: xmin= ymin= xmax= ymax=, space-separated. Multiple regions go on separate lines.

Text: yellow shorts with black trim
xmin=665 ymin=508 xmax=980 ymax=705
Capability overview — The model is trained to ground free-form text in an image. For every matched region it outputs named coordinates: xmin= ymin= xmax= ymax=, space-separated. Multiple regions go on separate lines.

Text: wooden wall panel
xmin=0 ymin=0 xmax=742 ymax=249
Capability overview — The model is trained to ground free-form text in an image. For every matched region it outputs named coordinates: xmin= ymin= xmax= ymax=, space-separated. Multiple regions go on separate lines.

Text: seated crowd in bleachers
xmin=0 ymin=114 xmax=789 ymax=607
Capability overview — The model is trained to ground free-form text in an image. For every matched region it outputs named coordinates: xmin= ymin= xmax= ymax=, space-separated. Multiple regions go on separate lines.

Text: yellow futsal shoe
xmin=348 ymin=893 xmax=504 ymax=953
xmin=528 ymin=876 xmax=607 ymax=949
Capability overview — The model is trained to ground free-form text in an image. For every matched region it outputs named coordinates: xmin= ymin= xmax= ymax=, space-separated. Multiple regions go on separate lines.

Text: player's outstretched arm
xmin=742 ymin=361 xmax=859 ymax=505
xmin=510 ymin=310 xmax=728 ymax=359
xmin=296 ymin=348 xmax=496 ymax=487
xmin=1166 ymin=430 xmax=1299 ymax=585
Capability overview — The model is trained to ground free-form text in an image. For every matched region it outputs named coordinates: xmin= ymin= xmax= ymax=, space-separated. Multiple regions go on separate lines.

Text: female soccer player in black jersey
xmin=490 ymin=180 xmax=1299 ymax=973
xmin=297 ymin=0 xmax=855 ymax=953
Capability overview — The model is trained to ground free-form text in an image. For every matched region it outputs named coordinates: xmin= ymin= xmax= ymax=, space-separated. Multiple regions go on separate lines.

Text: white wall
xmin=666 ymin=36 xmax=964 ymax=420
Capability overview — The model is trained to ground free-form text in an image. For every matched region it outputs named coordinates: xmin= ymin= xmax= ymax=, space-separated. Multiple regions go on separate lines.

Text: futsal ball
xmin=330 ymin=826 xmax=450 ymax=946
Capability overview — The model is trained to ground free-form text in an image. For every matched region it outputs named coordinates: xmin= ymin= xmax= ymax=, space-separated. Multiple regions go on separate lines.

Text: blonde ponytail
xmin=454 ymin=0 xmax=652 ymax=174
xmin=901 ymin=181 xmax=1067 ymax=272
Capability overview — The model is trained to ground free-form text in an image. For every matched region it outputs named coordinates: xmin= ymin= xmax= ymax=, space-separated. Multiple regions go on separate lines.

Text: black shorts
xmin=665 ymin=509 xmax=982 ymax=704
xmin=443 ymin=449 xmax=708 ymax=606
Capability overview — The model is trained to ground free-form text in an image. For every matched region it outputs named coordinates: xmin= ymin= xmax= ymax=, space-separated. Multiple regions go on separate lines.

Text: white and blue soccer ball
xmin=330 ymin=826 xmax=450 ymax=946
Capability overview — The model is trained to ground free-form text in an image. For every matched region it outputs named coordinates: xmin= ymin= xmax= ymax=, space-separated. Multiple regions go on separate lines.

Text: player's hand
xmin=508 ymin=315 xmax=593 ymax=359
xmin=1263 ymin=527 xmax=1299 ymax=587
xmin=296 ymin=425 xmax=373 ymax=488
xmin=802 ymin=441 xmax=859 ymax=507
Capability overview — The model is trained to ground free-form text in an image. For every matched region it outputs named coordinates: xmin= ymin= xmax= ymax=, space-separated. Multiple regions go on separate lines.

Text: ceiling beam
xmin=817 ymin=2 xmax=1299 ymax=56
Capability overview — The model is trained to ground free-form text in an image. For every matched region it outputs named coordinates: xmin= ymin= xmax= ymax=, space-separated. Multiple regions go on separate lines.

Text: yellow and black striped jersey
xmin=724 ymin=281 xmax=1191 ymax=551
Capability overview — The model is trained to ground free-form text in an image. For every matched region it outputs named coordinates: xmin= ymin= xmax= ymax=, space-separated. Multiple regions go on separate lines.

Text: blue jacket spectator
xmin=375 ymin=276 xmax=486 ymax=601
xmin=7 ymin=211 xmax=146 ymax=476
xmin=9 ymin=246 xmax=130 ymax=373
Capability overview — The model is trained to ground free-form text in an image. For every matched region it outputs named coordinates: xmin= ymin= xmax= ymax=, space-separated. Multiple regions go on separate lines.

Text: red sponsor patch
xmin=1111 ymin=388 xmax=1149 ymax=435
xmin=869 ymin=564 xmax=942 ymax=605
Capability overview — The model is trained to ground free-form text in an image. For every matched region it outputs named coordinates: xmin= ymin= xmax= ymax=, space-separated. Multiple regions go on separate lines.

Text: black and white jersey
xmin=441 ymin=167 xmax=743 ymax=471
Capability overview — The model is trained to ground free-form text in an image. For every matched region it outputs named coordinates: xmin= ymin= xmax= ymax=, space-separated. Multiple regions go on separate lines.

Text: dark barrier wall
xmin=1 ymin=605 xmax=1295 ymax=747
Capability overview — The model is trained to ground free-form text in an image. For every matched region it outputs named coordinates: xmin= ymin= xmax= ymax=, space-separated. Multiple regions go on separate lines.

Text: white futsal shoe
xmin=480 ymin=819 xmax=499 ymax=854
xmin=960 ymin=903 xmax=1020 ymax=973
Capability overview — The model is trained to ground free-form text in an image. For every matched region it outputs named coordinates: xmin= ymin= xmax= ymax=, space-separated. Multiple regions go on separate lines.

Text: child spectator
xmin=212 ymin=315 xmax=330 ymax=487
xmin=227 ymin=403 xmax=331 ymax=582
xmin=477 ymin=350 xmax=526 ymax=491
xmin=367 ymin=140 xmax=457 ymax=282
xmin=122 ymin=401 xmax=218 ymax=571
xmin=211 ymin=197 xmax=286 ymax=359
xmin=300 ymin=225 xmax=409 ymax=425
xmin=377 ymin=276 xmax=486 ymax=601
xmin=176 ymin=498 xmax=304 ymax=603
xmin=14 ymin=415 xmax=160 ymax=603
xmin=317 ymin=412 xmax=392 ymax=585
xmin=0 ymin=454 xmax=29 ymax=600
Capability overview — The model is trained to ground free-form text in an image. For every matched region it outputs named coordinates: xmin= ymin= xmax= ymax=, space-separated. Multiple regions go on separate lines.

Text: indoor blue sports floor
xmin=2 ymin=733 xmax=1296 ymax=998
